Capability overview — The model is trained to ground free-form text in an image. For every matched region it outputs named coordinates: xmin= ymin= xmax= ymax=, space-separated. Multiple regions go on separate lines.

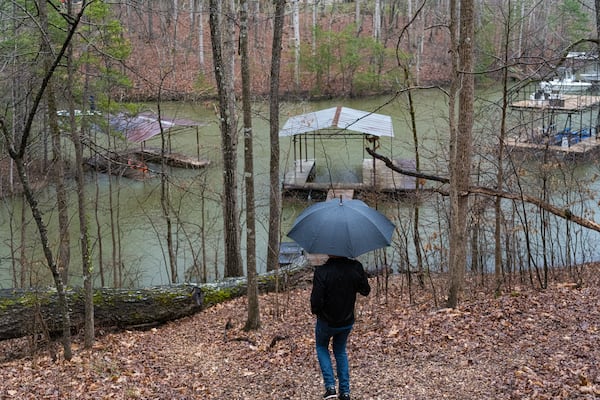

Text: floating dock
xmin=507 ymin=93 xmax=600 ymax=159
xmin=510 ymin=94 xmax=600 ymax=112
xmin=282 ymin=158 xmax=418 ymax=197
xmin=504 ymin=135 xmax=600 ymax=159
xmin=84 ymin=148 xmax=210 ymax=180
xmin=134 ymin=148 xmax=210 ymax=169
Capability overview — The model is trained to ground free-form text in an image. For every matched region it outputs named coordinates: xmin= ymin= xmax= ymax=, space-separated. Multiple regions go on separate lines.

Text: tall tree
xmin=67 ymin=54 xmax=95 ymax=348
xmin=374 ymin=0 xmax=382 ymax=41
xmin=291 ymin=0 xmax=300 ymax=89
xmin=447 ymin=0 xmax=474 ymax=308
xmin=494 ymin=0 xmax=514 ymax=296
xmin=266 ymin=0 xmax=286 ymax=273
xmin=240 ymin=0 xmax=259 ymax=331
xmin=195 ymin=0 xmax=206 ymax=71
xmin=0 ymin=0 xmax=87 ymax=360
xmin=47 ymin=63 xmax=71 ymax=286
xmin=158 ymin=100 xmax=178 ymax=283
xmin=596 ymin=0 xmax=600 ymax=48
xmin=208 ymin=0 xmax=243 ymax=277
xmin=397 ymin=0 xmax=427 ymax=289
xmin=40 ymin=0 xmax=71 ymax=357
xmin=43 ymin=0 xmax=70 ymax=286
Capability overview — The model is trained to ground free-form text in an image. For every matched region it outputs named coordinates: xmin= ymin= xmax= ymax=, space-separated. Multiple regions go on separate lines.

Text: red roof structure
xmin=109 ymin=112 xmax=204 ymax=143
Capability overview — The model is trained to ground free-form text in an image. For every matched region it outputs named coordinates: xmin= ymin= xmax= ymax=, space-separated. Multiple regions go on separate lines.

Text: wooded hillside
xmin=1 ymin=268 xmax=598 ymax=399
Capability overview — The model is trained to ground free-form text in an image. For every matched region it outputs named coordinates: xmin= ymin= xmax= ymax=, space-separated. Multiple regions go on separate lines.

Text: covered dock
xmin=507 ymin=93 xmax=600 ymax=159
xmin=279 ymin=106 xmax=417 ymax=198
xmin=80 ymin=112 xmax=210 ymax=179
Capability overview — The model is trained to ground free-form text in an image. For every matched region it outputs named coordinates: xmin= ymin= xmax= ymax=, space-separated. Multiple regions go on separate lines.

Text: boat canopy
xmin=279 ymin=106 xmax=394 ymax=138
xmin=108 ymin=112 xmax=204 ymax=143
xmin=57 ymin=111 xmax=204 ymax=143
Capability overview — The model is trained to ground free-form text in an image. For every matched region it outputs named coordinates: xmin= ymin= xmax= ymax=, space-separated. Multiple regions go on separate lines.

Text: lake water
xmin=1 ymin=90 xmax=599 ymax=288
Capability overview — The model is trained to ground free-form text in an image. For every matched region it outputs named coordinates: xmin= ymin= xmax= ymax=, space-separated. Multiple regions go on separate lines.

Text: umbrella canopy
xmin=287 ymin=199 xmax=395 ymax=258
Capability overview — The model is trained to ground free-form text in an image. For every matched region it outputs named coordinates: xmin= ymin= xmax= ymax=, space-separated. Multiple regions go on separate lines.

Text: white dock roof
xmin=279 ymin=106 xmax=394 ymax=138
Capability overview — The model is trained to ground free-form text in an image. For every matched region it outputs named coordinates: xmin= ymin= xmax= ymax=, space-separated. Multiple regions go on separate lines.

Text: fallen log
xmin=0 ymin=262 xmax=312 ymax=341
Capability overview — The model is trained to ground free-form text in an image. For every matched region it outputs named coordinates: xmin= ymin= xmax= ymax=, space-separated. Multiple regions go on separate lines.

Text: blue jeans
xmin=315 ymin=319 xmax=353 ymax=395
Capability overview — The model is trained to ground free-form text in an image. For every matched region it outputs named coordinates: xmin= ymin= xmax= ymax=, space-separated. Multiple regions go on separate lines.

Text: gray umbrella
xmin=287 ymin=198 xmax=395 ymax=258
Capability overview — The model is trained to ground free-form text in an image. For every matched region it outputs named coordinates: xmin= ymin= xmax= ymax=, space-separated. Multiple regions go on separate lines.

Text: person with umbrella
xmin=310 ymin=254 xmax=370 ymax=400
xmin=288 ymin=199 xmax=395 ymax=400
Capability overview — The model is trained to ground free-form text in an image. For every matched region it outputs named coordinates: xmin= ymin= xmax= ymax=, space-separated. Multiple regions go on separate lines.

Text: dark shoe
xmin=323 ymin=387 xmax=337 ymax=399
xmin=339 ymin=394 xmax=350 ymax=400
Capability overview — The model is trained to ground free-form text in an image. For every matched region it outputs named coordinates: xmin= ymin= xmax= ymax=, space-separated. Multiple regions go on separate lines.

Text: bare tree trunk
xmin=240 ymin=0 xmax=259 ymax=331
xmin=73 ymin=132 xmax=94 ymax=344
xmin=398 ymin=1 xmax=427 ymax=289
xmin=197 ymin=0 xmax=205 ymax=71
xmin=209 ymin=0 xmax=243 ymax=277
xmin=0 ymin=0 xmax=84 ymax=358
xmin=47 ymin=80 xmax=71 ymax=286
xmin=0 ymin=263 xmax=311 ymax=341
xmin=157 ymin=99 xmax=178 ymax=283
xmin=311 ymin=0 xmax=317 ymax=55
xmin=374 ymin=0 xmax=381 ymax=41
xmin=595 ymin=0 xmax=600 ymax=141
xmin=355 ymin=0 xmax=362 ymax=30
xmin=20 ymin=196 xmax=27 ymax=287
xmin=148 ymin=0 xmax=154 ymax=41
xmin=447 ymin=0 xmax=474 ymax=309
xmin=76 ymin=39 xmax=96 ymax=347
xmin=596 ymin=0 xmax=600 ymax=46
xmin=94 ymin=144 xmax=105 ymax=287
xmin=291 ymin=0 xmax=300 ymax=90
xmin=38 ymin=0 xmax=78 ymax=359
xmin=495 ymin=0 xmax=512 ymax=296
xmin=108 ymin=138 xmax=119 ymax=287
xmin=266 ymin=0 xmax=286 ymax=273
xmin=9 ymin=153 xmax=73 ymax=360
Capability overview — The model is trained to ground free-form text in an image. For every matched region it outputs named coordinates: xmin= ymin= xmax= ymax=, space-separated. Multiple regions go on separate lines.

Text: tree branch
xmin=366 ymin=148 xmax=600 ymax=233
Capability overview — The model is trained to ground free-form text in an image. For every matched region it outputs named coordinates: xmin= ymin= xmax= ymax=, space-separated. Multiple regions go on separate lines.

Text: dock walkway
xmin=135 ymin=148 xmax=210 ymax=169
xmin=505 ymin=136 xmax=600 ymax=158
xmin=510 ymin=94 xmax=600 ymax=112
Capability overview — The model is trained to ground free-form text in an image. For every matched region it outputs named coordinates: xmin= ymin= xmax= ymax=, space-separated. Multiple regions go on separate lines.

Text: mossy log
xmin=0 ymin=262 xmax=312 ymax=341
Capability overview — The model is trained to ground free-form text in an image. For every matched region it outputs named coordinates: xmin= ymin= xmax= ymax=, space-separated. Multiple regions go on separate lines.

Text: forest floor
xmin=1 ymin=266 xmax=599 ymax=400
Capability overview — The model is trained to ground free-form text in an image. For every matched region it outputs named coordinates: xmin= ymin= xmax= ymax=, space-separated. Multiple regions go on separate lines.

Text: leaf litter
xmin=0 ymin=266 xmax=599 ymax=399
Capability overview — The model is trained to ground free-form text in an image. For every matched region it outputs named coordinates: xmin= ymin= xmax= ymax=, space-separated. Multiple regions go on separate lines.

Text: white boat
xmin=539 ymin=68 xmax=592 ymax=94
xmin=579 ymin=72 xmax=600 ymax=82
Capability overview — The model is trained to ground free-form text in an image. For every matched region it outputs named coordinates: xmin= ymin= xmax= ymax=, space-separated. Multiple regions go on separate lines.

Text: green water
xmin=1 ymin=93 xmax=452 ymax=288
xmin=8 ymin=89 xmax=597 ymax=288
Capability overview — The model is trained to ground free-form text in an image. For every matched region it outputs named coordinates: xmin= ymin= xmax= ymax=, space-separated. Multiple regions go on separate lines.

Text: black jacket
xmin=310 ymin=257 xmax=371 ymax=327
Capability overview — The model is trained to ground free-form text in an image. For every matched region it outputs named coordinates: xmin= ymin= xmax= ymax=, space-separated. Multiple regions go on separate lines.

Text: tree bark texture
xmin=47 ymin=85 xmax=71 ymax=285
xmin=447 ymin=0 xmax=474 ymax=308
xmin=240 ymin=0 xmax=260 ymax=331
xmin=0 ymin=264 xmax=312 ymax=341
xmin=209 ymin=0 xmax=243 ymax=278
xmin=495 ymin=1 xmax=512 ymax=295
xmin=67 ymin=36 xmax=95 ymax=348
xmin=266 ymin=0 xmax=286 ymax=272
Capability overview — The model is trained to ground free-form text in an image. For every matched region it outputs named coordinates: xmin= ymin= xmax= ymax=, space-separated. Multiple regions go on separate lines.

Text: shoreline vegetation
xmin=1 ymin=265 xmax=598 ymax=399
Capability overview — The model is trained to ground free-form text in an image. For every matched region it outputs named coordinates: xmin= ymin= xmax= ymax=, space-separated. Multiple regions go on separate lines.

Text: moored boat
xmin=539 ymin=68 xmax=592 ymax=94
